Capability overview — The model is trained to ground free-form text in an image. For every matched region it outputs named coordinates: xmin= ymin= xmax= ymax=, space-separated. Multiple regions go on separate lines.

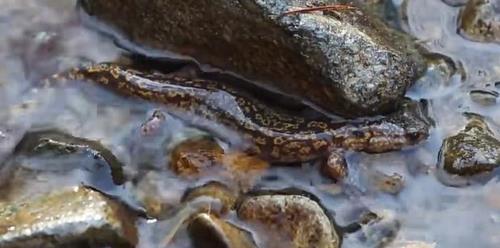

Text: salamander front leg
xmin=321 ymin=149 xmax=348 ymax=182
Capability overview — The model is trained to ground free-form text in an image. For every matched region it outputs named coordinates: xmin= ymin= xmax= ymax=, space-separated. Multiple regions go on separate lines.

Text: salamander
xmin=45 ymin=63 xmax=431 ymax=164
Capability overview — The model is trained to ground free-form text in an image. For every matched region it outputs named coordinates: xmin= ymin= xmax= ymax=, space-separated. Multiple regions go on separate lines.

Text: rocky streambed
xmin=0 ymin=0 xmax=500 ymax=247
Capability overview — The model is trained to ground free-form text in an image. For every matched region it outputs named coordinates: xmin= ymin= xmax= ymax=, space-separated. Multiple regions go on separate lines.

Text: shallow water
xmin=0 ymin=0 xmax=499 ymax=247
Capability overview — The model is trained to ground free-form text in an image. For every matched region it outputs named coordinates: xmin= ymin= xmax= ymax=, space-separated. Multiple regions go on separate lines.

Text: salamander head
xmin=341 ymin=99 xmax=433 ymax=153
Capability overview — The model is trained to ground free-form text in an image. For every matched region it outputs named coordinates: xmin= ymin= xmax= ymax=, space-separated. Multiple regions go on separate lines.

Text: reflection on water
xmin=0 ymin=0 xmax=499 ymax=247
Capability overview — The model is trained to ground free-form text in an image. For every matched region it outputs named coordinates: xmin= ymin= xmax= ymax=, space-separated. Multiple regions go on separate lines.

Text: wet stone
xmin=321 ymin=151 xmax=348 ymax=182
xmin=140 ymin=109 xmax=167 ymax=137
xmin=442 ymin=0 xmax=469 ymax=6
xmin=9 ymin=20 xmax=95 ymax=83
xmin=139 ymin=195 xmax=173 ymax=220
xmin=469 ymin=89 xmax=498 ymax=106
xmin=389 ymin=241 xmax=437 ymax=248
xmin=367 ymin=171 xmax=405 ymax=194
xmin=219 ymin=152 xmax=269 ymax=190
xmin=459 ymin=0 xmax=500 ymax=43
xmin=423 ymin=53 xmax=461 ymax=82
xmin=437 ymin=115 xmax=500 ymax=186
xmin=354 ymin=210 xmax=400 ymax=247
xmin=13 ymin=129 xmax=126 ymax=185
xmin=127 ymin=109 xmax=173 ymax=170
xmin=132 ymin=172 xmax=181 ymax=220
xmin=181 ymin=181 xmax=238 ymax=215
xmin=0 ymin=125 xmax=25 ymax=167
xmin=79 ymin=0 xmax=426 ymax=117
xmin=187 ymin=213 xmax=257 ymax=248
xmin=236 ymin=189 xmax=340 ymax=248
xmin=169 ymin=137 xmax=268 ymax=190
xmin=0 ymin=186 xmax=138 ymax=248
xmin=169 ymin=137 xmax=224 ymax=177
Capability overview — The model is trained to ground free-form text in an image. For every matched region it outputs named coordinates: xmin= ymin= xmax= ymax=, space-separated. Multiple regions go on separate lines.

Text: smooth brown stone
xmin=237 ymin=192 xmax=340 ymax=248
xmin=0 ymin=186 xmax=137 ymax=248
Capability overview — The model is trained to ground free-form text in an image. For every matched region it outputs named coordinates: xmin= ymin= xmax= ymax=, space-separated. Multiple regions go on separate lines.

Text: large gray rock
xmin=78 ymin=0 xmax=426 ymax=117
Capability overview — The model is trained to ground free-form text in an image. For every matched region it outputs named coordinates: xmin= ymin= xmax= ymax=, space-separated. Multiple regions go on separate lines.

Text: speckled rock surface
xmin=78 ymin=0 xmax=426 ymax=117
xmin=0 ymin=186 xmax=137 ymax=248
xmin=459 ymin=0 xmax=500 ymax=43
xmin=437 ymin=115 xmax=500 ymax=186
xmin=236 ymin=190 xmax=340 ymax=248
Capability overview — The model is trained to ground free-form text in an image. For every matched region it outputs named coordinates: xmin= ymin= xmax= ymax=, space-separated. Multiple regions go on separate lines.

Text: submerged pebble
xmin=442 ymin=0 xmax=469 ymax=7
xmin=13 ymin=129 xmax=126 ymax=185
xmin=187 ymin=213 xmax=257 ymax=248
xmin=367 ymin=170 xmax=405 ymax=195
xmin=140 ymin=109 xmax=167 ymax=137
xmin=181 ymin=181 xmax=238 ymax=215
xmin=0 ymin=125 xmax=25 ymax=167
xmin=169 ymin=137 xmax=268 ymax=190
xmin=459 ymin=0 xmax=500 ymax=43
xmin=469 ymin=89 xmax=499 ymax=106
xmin=354 ymin=210 xmax=401 ymax=248
xmin=169 ymin=137 xmax=225 ymax=177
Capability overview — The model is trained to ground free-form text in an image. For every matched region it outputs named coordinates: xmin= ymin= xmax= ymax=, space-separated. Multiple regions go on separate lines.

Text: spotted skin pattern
xmin=46 ymin=63 xmax=431 ymax=163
